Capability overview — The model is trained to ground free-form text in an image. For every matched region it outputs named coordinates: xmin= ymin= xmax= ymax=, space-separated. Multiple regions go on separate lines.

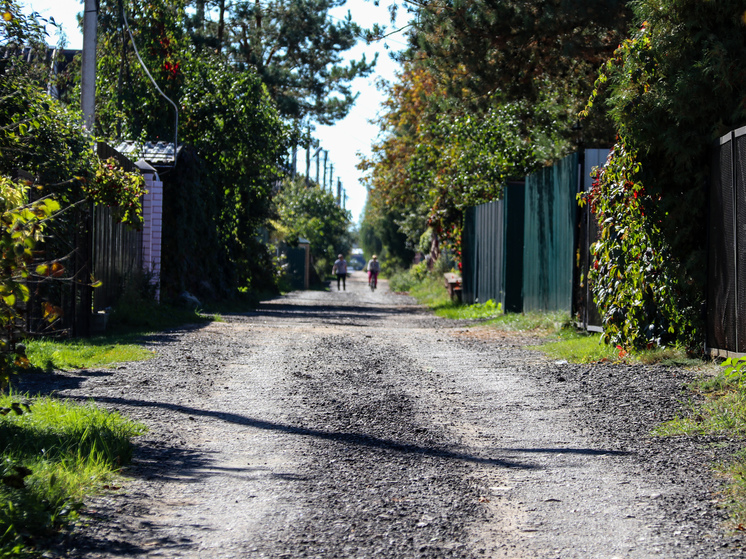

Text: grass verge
xmin=391 ymin=269 xmax=572 ymax=334
xmin=536 ymin=329 xmax=705 ymax=366
xmin=653 ymin=368 xmax=746 ymax=528
xmin=20 ymin=288 xmax=220 ymax=374
xmin=0 ymin=394 xmax=145 ymax=555
xmin=25 ymin=338 xmax=155 ymax=372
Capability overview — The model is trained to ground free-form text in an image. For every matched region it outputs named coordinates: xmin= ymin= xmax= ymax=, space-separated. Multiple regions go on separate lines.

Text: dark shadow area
xmin=63 ymin=394 xmax=626 ymax=472
xmin=248 ymin=302 xmax=421 ymax=321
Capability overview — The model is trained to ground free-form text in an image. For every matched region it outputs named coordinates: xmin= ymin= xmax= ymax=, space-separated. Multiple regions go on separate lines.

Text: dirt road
xmin=26 ymin=272 xmax=745 ymax=557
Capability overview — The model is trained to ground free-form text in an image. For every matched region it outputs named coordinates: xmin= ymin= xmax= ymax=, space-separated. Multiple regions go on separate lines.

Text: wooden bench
xmin=443 ymin=273 xmax=462 ymax=302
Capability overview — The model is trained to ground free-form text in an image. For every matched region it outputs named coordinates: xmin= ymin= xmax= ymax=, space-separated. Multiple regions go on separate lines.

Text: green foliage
xmin=88 ymin=158 xmax=147 ymax=228
xmin=273 ymin=176 xmax=352 ymax=273
xmin=95 ymin=1 xmax=289 ymax=296
xmin=0 ymin=3 xmax=149 ymax=372
xmin=0 ymin=178 xmax=60 ymax=387
xmin=0 ymin=395 xmax=144 ymax=556
xmin=360 ymin=56 xmax=584 ymax=270
xmin=720 ymin=356 xmax=746 ymax=390
xmin=580 ymin=141 xmax=700 ymax=350
xmin=24 ymin=338 xmax=154 ymax=372
xmin=438 ymin=299 xmax=502 ymax=320
xmin=537 ymin=331 xmax=619 ymax=364
xmin=410 ymin=0 xmax=630 ymax=112
xmin=360 ymin=0 xmax=629 ymax=266
xmin=580 ymin=0 xmax=746 ymax=350
xmin=187 ymin=0 xmax=376 ymax=125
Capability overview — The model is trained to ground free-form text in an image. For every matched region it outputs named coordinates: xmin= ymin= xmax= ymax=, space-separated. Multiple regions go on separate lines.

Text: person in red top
xmin=332 ymin=254 xmax=348 ymax=291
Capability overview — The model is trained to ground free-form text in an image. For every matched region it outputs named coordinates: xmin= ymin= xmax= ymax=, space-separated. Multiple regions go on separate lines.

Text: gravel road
xmin=18 ymin=272 xmax=746 ymax=558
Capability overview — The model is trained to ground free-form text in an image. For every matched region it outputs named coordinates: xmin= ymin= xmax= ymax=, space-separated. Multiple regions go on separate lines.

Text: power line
xmin=122 ymin=6 xmax=179 ymax=166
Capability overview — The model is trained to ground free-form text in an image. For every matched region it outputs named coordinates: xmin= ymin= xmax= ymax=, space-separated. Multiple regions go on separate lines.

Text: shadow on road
xmin=67 ymin=395 xmax=628 ymax=480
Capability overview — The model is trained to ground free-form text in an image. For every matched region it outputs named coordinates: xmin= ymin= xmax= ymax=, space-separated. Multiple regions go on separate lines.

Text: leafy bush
xmin=580 ymin=0 xmax=746 ymax=351
xmin=580 ymin=142 xmax=699 ymax=351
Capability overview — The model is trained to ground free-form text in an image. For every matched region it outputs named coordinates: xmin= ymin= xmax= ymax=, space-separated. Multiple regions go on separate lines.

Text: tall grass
xmin=0 ymin=395 xmax=145 ymax=555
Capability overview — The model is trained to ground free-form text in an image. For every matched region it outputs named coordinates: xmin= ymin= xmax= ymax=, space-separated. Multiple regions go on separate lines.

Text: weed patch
xmin=654 ymin=362 xmax=746 ymax=527
xmin=0 ymin=395 xmax=144 ymax=555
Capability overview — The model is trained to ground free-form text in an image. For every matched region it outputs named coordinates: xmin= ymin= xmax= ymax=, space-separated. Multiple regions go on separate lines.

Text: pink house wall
xmin=141 ymin=171 xmax=163 ymax=300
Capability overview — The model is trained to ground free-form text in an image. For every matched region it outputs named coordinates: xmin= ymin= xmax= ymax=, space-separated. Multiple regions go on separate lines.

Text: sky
xmin=21 ymin=0 xmax=410 ymax=224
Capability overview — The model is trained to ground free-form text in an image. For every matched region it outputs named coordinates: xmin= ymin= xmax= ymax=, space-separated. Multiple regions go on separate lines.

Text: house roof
xmin=115 ymin=141 xmax=182 ymax=165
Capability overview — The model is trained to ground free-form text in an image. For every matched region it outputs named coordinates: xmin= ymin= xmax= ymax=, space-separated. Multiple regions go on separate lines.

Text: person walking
xmin=366 ymin=255 xmax=380 ymax=289
xmin=332 ymin=254 xmax=348 ymax=291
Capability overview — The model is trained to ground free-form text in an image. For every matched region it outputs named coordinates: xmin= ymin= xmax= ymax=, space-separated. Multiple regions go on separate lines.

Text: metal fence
xmin=462 ymin=149 xmax=609 ymax=323
xmin=707 ymin=126 xmax=746 ymax=356
xmin=91 ymin=205 xmax=143 ymax=312
xmin=462 ymin=182 xmax=524 ymax=310
xmin=91 ymin=143 xmax=143 ymax=313
xmin=522 ymin=153 xmax=579 ymax=312
xmin=23 ymin=144 xmax=144 ymax=338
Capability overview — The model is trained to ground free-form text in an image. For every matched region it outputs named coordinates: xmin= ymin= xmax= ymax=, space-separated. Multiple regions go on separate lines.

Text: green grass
xmin=25 ymin=338 xmax=155 ymax=372
xmin=654 ymin=374 xmax=746 ymax=438
xmin=716 ymin=450 xmax=746 ymax=528
xmin=652 ymin=365 xmax=746 ymax=527
xmin=0 ymin=394 xmax=145 ymax=556
xmin=535 ymin=328 xmax=706 ymax=366
xmin=535 ymin=330 xmax=619 ymax=363
xmin=392 ymin=269 xmax=570 ymax=332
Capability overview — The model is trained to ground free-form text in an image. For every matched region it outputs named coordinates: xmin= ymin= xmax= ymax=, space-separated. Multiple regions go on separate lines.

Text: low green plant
xmin=0 ymin=395 xmax=145 ymax=555
xmin=436 ymin=299 xmax=502 ymax=320
xmin=537 ymin=329 xmax=702 ymax=365
xmin=717 ymin=450 xmax=746 ymax=528
xmin=654 ymin=358 xmax=746 ymax=527
xmin=24 ymin=338 xmax=155 ymax=372
xmin=537 ymin=330 xmax=619 ymax=363
xmin=388 ymin=267 xmax=426 ymax=293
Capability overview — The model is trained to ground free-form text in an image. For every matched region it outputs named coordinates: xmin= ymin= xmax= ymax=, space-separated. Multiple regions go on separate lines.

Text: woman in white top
xmin=332 ymin=254 xmax=348 ymax=291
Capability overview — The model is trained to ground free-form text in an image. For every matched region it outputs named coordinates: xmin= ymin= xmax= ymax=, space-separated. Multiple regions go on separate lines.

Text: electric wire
xmin=122 ymin=7 xmax=179 ymax=167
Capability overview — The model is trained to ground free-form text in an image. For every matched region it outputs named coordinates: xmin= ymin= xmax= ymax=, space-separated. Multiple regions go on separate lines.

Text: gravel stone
xmin=15 ymin=273 xmax=746 ymax=558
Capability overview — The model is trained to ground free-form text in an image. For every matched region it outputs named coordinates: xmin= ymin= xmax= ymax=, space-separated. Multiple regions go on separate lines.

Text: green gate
xmin=522 ymin=152 xmax=579 ymax=312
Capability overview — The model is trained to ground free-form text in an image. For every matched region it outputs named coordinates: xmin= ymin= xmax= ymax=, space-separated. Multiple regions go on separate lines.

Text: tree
xmin=359 ymin=61 xmax=554 ymax=267
xmin=273 ymin=176 xmax=352 ymax=275
xmin=186 ymin=0 xmax=377 ymax=126
xmin=581 ymin=0 xmax=746 ymax=350
xmin=359 ymin=0 xmax=632 ymax=269
xmin=94 ymin=0 xmax=289 ymax=295
xmin=0 ymin=2 xmax=146 ymax=369
xmin=406 ymin=0 xmax=628 ymax=94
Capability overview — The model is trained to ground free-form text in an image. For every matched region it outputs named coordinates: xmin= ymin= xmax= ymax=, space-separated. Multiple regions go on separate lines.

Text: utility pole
xmin=323 ymin=151 xmax=328 ymax=189
xmin=81 ymin=0 xmax=98 ymax=131
xmin=305 ymin=143 xmax=311 ymax=180
xmin=315 ymin=148 xmax=321 ymax=185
